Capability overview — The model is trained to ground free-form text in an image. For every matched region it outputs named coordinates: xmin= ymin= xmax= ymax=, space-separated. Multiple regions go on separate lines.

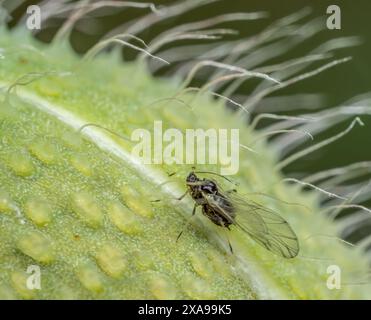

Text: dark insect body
xmin=179 ymin=171 xmax=300 ymax=259
xmin=186 ymin=172 xmax=235 ymax=229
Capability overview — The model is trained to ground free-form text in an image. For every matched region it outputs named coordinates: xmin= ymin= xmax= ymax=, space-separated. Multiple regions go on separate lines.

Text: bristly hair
xmin=3 ymin=0 xmax=371 ymax=257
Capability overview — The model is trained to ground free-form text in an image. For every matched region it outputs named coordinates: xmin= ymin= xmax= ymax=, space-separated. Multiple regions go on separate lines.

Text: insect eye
xmin=187 ymin=173 xmax=197 ymax=182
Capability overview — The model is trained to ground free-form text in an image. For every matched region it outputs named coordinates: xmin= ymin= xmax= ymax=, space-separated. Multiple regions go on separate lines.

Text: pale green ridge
xmin=0 ymin=29 xmax=370 ymax=299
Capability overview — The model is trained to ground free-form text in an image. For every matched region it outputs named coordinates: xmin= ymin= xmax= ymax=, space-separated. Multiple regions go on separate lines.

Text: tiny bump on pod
xmin=189 ymin=252 xmax=214 ymax=279
xmin=71 ymin=191 xmax=104 ymax=228
xmin=28 ymin=139 xmax=58 ymax=165
xmin=131 ymin=249 xmax=155 ymax=271
xmin=181 ymin=274 xmax=216 ymax=300
xmin=7 ymin=152 xmax=35 ymax=177
xmin=148 ymin=273 xmax=178 ymax=300
xmin=17 ymin=231 xmax=54 ymax=264
xmin=61 ymin=131 xmax=83 ymax=150
xmin=24 ymin=196 xmax=53 ymax=226
xmin=121 ymin=185 xmax=154 ymax=218
xmin=95 ymin=244 xmax=127 ymax=279
xmin=206 ymin=250 xmax=231 ymax=278
xmin=108 ymin=200 xmax=142 ymax=235
xmin=69 ymin=154 xmax=93 ymax=176
xmin=0 ymin=189 xmax=15 ymax=213
xmin=11 ymin=271 xmax=36 ymax=299
xmin=75 ymin=262 xmax=105 ymax=294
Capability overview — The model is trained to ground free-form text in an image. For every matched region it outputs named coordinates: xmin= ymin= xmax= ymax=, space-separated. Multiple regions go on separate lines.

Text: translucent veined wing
xmin=201 ymin=187 xmax=299 ymax=259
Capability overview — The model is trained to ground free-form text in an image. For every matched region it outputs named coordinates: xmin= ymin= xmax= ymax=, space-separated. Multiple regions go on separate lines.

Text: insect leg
xmin=151 ymin=189 xmax=188 ymax=203
xmin=176 ymin=204 xmax=196 ymax=242
xmin=223 ymin=229 xmax=234 ymax=254
xmin=177 ymin=190 xmax=189 ymax=201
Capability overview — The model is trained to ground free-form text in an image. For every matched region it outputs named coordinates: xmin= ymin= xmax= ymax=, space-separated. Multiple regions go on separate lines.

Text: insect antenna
xmin=176 ymin=204 xmax=197 ymax=242
xmin=194 ymin=170 xmax=239 ymax=186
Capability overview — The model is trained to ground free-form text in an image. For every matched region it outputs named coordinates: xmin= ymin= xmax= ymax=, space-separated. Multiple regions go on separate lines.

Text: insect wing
xmin=202 ymin=190 xmax=299 ymax=258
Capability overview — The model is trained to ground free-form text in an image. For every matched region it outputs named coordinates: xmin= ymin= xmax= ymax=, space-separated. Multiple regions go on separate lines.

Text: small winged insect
xmin=177 ymin=170 xmax=299 ymax=258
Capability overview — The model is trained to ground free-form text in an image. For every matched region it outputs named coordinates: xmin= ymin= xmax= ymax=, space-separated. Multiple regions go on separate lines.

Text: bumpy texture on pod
xmin=0 ymin=30 xmax=370 ymax=299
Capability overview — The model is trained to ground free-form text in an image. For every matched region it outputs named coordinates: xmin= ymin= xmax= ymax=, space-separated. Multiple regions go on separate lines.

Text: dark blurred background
xmin=3 ymin=0 xmax=371 ymax=244
xmin=5 ymin=0 xmax=370 ymax=175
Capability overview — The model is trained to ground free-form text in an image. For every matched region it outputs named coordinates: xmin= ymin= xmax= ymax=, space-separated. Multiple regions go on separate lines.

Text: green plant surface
xmin=0 ymin=28 xmax=370 ymax=300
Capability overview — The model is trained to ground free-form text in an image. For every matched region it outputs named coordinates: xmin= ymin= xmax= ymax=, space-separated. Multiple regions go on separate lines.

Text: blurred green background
xmin=5 ymin=0 xmax=371 ymax=174
xmin=3 ymin=0 xmax=371 ymax=244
